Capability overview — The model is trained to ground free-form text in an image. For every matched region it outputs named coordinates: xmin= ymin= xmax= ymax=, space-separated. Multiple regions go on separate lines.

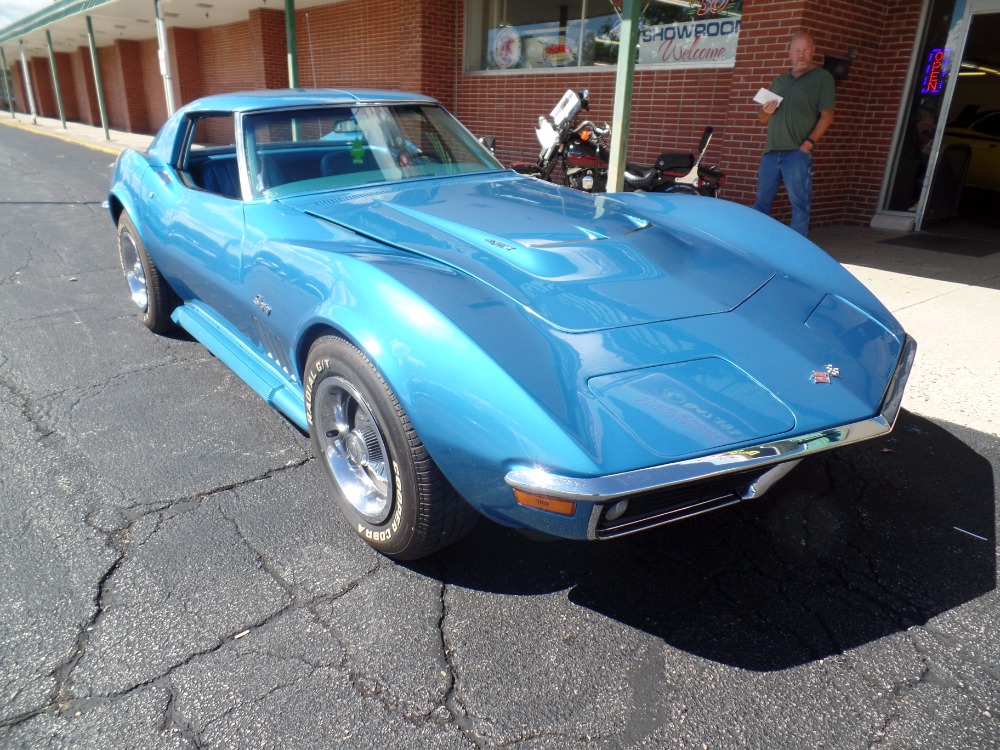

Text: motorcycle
xmin=513 ymin=89 xmax=723 ymax=197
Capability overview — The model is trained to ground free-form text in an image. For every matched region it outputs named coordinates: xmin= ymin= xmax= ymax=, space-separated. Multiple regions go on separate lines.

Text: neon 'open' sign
xmin=920 ymin=48 xmax=951 ymax=95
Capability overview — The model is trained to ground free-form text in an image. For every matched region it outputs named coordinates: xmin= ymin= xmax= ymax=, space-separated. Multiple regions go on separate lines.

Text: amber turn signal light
xmin=513 ymin=489 xmax=577 ymax=516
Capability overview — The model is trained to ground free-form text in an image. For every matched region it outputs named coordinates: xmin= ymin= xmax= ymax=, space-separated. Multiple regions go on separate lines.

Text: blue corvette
xmin=108 ymin=89 xmax=915 ymax=560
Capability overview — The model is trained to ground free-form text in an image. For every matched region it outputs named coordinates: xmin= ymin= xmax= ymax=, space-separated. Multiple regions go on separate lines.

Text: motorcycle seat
xmin=623 ymin=164 xmax=658 ymax=189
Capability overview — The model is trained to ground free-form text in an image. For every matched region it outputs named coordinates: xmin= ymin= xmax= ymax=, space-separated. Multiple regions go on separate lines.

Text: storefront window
xmin=465 ymin=0 xmax=743 ymax=72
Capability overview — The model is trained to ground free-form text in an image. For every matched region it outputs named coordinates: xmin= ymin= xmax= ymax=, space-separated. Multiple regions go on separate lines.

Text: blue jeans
xmin=753 ymin=149 xmax=813 ymax=236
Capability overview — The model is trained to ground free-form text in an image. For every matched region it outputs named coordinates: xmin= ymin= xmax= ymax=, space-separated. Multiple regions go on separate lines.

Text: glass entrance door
xmin=926 ymin=5 xmax=1000 ymax=235
xmin=882 ymin=0 xmax=1000 ymax=232
xmin=882 ymin=0 xmax=960 ymax=220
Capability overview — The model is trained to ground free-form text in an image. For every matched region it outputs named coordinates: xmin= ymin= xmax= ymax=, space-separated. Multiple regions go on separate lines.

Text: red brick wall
xmin=22 ymin=52 xmax=83 ymax=122
xmin=249 ymin=9 xmax=288 ymax=90
xmin=396 ymin=0 xmax=460 ymax=107
xmin=111 ymin=40 xmax=151 ymax=133
xmin=289 ymin=0 xmax=457 ymax=107
xmin=842 ymin=0 xmax=921 ymax=222
xmin=192 ymin=20 xmax=258 ymax=97
xmin=139 ymin=38 xmax=168 ymax=133
xmin=291 ymin=0 xmax=404 ymax=91
xmin=168 ymin=27 xmax=205 ymax=106
xmin=55 ymin=52 xmax=80 ymax=122
xmin=9 ymin=65 xmax=25 ymax=113
xmin=98 ymin=45 xmax=126 ymax=130
xmin=70 ymin=48 xmax=100 ymax=127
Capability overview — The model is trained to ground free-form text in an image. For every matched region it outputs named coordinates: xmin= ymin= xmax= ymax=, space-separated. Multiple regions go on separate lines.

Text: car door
xmin=142 ymin=112 xmax=248 ymax=325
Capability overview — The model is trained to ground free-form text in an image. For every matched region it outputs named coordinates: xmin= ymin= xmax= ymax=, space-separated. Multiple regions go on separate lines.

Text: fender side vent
xmin=253 ymin=317 xmax=294 ymax=381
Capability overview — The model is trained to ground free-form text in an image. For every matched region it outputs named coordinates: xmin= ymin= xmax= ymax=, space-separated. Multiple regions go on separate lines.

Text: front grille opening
xmin=595 ymin=467 xmax=770 ymax=539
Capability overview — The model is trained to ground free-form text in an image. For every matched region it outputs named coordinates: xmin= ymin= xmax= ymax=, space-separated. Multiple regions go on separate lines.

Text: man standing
xmin=753 ymin=29 xmax=835 ymax=236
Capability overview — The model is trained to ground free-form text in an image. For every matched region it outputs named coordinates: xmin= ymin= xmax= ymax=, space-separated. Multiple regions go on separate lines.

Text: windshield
xmin=242 ymin=103 xmax=503 ymax=198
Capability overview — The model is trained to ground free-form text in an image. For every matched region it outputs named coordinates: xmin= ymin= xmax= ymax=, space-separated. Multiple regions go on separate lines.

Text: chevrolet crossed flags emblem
xmin=812 ymin=364 xmax=841 ymax=384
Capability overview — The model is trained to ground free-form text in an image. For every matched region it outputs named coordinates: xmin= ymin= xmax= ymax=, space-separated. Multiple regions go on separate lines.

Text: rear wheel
xmin=305 ymin=336 xmax=476 ymax=560
xmin=117 ymin=212 xmax=176 ymax=333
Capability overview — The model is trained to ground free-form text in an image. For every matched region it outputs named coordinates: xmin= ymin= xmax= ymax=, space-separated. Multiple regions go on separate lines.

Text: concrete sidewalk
xmin=3 ymin=112 xmax=998 ymax=437
xmin=812 ymin=225 xmax=1000 ymax=437
xmin=0 ymin=110 xmax=152 ymax=154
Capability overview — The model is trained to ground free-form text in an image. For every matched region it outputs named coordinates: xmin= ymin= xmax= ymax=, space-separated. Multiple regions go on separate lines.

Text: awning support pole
xmin=154 ymin=0 xmax=176 ymax=116
xmin=45 ymin=30 xmax=67 ymax=129
xmin=85 ymin=15 xmax=110 ymax=141
xmin=18 ymin=40 xmax=38 ymax=125
xmin=0 ymin=47 xmax=16 ymax=118
xmin=285 ymin=0 xmax=299 ymax=87
xmin=607 ymin=0 xmax=640 ymax=193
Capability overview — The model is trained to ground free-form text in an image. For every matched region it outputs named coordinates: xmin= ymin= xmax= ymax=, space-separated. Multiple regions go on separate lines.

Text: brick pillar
xmin=10 ymin=65 xmax=26 ymax=113
xmin=249 ymin=8 xmax=288 ymax=89
xmin=397 ymin=0 xmax=459 ymax=108
xmin=111 ymin=39 xmax=150 ymax=133
xmin=72 ymin=47 xmax=100 ymax=126
xmin=55 ymin=51 xmax=80 ymax=122
xmin=29 ymin=56 xmax=55 ymax=117
xmin=168 ymin=27 xmax=204 ymax=107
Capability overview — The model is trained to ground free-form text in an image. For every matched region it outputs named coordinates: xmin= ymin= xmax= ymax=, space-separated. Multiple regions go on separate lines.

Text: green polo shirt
xmin=764 ymin=66 xmax=836 ymax=152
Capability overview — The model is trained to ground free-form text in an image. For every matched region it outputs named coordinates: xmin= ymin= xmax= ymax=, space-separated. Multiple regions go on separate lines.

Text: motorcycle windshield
xmin=550 ymin=90 xmax=582 ymax=127
xmin=535 ymin=118 xmax=560 ymax=149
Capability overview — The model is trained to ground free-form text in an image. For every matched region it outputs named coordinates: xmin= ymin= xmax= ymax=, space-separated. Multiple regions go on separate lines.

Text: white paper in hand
xmin=754 ymin=88 xmax=783 ymax=107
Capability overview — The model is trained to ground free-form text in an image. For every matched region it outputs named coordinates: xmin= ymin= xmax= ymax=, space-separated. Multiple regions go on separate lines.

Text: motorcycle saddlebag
xmin=655 ymin=152 xmax=695 ymax=172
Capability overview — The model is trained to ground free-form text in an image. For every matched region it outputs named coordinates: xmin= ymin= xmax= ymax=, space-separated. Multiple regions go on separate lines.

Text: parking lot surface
xmin=1 ymin=121 xmax=998 ymax=749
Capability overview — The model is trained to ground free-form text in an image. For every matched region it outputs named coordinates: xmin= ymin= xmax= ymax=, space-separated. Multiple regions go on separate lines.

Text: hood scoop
xmin=295 ymin=179 xmax=774 ymax=332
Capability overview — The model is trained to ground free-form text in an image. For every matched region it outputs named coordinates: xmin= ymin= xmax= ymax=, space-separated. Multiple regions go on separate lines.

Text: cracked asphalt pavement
xmin=1 ymin=124 xmax=998 ymax=749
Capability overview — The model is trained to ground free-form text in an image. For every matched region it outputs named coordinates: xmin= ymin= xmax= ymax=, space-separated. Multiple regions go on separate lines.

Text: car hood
xmin=278 ymin=174 xmax=907 ymax=470
xmin=283 ymin=174 xmax=775 ymax=332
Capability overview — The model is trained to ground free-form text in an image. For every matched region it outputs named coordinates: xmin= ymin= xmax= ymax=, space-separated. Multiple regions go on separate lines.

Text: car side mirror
xmin=479 ymin=135 xmax=496 ymax=154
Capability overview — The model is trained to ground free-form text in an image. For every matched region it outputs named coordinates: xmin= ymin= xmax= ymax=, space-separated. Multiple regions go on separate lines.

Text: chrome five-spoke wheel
xmin=305 ymin=336 xmax=477 ymax=560
xmin=314 ymin=376 xmax=393 ymax=524
xmin=116 ymin=212 xmax=175 ymax=333
xmin=119 ymin=228 xmax=148 ymax=311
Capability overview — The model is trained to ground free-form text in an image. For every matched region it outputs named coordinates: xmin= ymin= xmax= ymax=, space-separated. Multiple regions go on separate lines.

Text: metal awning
xmin=0 ymin=0 xmax=335 ymax=56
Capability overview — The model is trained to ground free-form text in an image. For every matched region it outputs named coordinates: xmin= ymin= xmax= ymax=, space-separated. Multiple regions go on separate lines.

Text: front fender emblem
xmin=253 ymin=295 xmax=271 ymax=315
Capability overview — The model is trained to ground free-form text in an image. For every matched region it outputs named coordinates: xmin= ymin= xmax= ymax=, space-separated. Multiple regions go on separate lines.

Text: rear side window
xmin=188 ymin=114 xmax=236 ymax=149
xmin=179 ymin=114 xmax=241 ymax=199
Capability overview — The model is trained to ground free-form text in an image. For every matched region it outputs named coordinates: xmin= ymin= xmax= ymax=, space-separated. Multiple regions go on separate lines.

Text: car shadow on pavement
xmin=420 ymin=410 xmax=997 ymax=671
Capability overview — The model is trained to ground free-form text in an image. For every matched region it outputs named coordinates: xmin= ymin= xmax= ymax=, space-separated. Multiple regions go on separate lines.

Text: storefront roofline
xmin=0 ymin=1 xmax=115 ymax=45
xmin=0 ymin=0 xmax=336 ymax=54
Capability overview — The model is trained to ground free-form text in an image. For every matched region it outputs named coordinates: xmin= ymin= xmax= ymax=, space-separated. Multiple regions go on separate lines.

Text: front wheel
xmin=116 ymin=211 xmax=176 ymax=334
xmin=305 ymin=336 xmax=477 ymax=560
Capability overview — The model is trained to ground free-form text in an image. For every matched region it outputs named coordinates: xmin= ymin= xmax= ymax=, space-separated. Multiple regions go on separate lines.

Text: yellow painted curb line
xmin=0 ymin=116 xmax=128 ymax=156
